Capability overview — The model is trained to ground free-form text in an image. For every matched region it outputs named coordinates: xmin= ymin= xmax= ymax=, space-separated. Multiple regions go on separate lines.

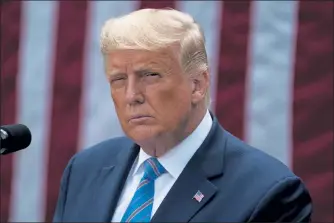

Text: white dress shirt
xmin=111 ymin=110 xmax=213 ymax=222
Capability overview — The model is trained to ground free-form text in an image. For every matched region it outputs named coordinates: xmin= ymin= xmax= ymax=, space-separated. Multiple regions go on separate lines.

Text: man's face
xmin=105 ymin=49 xmax=193 ymax=143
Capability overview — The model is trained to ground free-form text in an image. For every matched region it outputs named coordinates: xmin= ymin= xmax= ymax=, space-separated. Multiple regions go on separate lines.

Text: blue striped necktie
xmin=121 ymin=157 xmax=167 ymax=222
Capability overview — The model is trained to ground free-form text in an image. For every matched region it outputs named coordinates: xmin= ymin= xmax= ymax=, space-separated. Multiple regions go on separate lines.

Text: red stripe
xmin=0 ymin=2 xmax=22 ymax=222
xmin=292 ymin=1 xmax=333 ymax=222
xmin=44 ymin=1 xmax=89 ymax=221
xmin=126 ymin=198 xmax=153 ymax=222
xmin=137 ymin=179 xmax=149 ymax=190
xmin=139 ymin=0 xmax=176 ymax=9
xmin=214 ymin=1 xmax=252 ymax=139
xmin=147 ymin=159 xmax=160 ymax=176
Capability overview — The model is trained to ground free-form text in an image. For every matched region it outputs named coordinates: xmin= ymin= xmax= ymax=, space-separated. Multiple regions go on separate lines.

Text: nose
xmin=125 ymin=76 xmax=145 ymax=105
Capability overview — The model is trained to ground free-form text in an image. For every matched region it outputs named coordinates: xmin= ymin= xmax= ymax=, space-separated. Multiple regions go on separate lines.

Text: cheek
xmin=110 ymin=89 xmax=126 ymax=114
xmin=148 ymin=84 xmax=191 ymax=119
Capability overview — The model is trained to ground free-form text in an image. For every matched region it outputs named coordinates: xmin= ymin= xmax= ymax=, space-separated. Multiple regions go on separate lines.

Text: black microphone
xmin=0 ymin=124 xmax=32 ymax=155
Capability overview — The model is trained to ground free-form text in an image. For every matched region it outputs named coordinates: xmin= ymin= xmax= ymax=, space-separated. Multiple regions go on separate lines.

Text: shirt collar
xmin=132 ymin=110 xmax=213 ymax=179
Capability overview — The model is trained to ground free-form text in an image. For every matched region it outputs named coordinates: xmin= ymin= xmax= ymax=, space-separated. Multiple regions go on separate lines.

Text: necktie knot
xmin=143 ymin=157 xmax=166 ymax=181
xmin=120 ymin=157 xmax=166 ymax=222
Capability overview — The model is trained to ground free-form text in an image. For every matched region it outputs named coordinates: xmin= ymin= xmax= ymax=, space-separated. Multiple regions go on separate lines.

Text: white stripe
xmin=9 ymin=1 xmax=58 ymax=221
xmin=244 ymin=1 xmax=299 ymax=166
xmin=79 ymin=1 xmax=138 ymax=150
xmin=176 ymin=0 xmax=223 ymax=111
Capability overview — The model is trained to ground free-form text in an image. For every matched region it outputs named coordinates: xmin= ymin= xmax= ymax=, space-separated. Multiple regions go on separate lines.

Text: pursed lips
xmin=128 ymin=115 xmax=152 ymax=121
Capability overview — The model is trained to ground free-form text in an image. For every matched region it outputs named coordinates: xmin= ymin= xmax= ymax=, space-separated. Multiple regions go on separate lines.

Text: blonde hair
xmin=100 ymin=8 xmax=211 ymax=106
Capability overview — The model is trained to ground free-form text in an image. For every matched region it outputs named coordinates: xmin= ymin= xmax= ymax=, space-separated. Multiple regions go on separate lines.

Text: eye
xmin=109 ymin=76 xmax=127 ymax=88
xmin=109 ymin=78 xmax=121 ymax=83
xmin=109 ymin=75 xmax=126 ymax=82
xmin=113 ymin=77 xmax=125 ymax=81
xmin=145 ymin=72 xmax=160 ymax=77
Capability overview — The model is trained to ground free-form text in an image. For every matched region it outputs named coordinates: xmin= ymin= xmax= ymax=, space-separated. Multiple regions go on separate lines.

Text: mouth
xmin=128 ymin=115 xmax=153 ymax=123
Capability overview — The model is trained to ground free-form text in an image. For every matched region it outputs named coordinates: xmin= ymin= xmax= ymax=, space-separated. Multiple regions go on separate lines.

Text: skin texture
xmin=104 ymin=48 xmax=209 ymax=157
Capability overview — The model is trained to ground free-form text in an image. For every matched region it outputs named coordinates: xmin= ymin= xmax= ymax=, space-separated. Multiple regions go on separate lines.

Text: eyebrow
xmin=108 ymin=71 xmax=126 ymax=77
xmin=108 ymin=68 xmax=158 ymax=77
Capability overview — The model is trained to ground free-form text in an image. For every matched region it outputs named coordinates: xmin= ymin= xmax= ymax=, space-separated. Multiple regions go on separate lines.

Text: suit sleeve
xmin=53 ymin=155 xmax=76 ymax=222
xmin=249 ymin=176 xmax=313 ymax=222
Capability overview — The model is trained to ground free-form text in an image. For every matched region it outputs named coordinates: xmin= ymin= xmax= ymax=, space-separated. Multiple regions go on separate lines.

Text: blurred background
xmin=1 ymin=0 xmax=333 ymax=222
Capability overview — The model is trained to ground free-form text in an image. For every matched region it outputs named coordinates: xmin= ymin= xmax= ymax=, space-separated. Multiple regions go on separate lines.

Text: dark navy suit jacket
xmin=53 ymin=114 xmax=312 ymax=222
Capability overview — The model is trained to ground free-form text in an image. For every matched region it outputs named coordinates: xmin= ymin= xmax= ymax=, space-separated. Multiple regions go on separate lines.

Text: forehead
xmin=105 ymin=49 xmax=176 ymax=72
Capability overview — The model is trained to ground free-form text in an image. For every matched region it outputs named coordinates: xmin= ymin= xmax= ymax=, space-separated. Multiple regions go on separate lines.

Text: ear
xmin=191 ymin=71 xmax=209 ymax=104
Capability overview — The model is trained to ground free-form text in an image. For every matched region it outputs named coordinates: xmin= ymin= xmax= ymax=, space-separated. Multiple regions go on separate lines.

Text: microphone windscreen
xmin=1 ymin=124 xmax=32 ymax=150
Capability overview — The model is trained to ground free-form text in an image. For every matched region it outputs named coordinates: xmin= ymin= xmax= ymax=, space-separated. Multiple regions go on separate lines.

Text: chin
xmin=125 ymin=125 xmax=161 ymax=143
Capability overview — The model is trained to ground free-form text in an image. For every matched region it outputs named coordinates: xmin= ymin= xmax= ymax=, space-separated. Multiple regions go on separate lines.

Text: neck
xmin=139 ymin=105 xmax=207 ymax=157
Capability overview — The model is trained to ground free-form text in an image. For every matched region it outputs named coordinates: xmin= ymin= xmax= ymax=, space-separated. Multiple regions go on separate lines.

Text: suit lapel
xmin=88 ymin=143 xmax=140 ymax=222
xmin=151 ymin=155 xmax=219 ymax=222
xmin=151 ymin=116 xmax=226 ymax=222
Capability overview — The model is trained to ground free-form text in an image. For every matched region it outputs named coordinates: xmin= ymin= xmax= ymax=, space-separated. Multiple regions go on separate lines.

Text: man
xmin=53 ymin=8 xmax=312 ymax=222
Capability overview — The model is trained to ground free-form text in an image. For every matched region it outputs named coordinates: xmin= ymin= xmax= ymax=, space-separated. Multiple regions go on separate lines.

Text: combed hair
xmin=100 ymin=8 xmax=211 ymax=106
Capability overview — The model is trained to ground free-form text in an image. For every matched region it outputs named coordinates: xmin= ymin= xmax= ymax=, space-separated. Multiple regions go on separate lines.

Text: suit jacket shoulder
xmin=72 ymin=136 xmax=133 ymax=169
xmin=223 ymin=131 xmax=297 ymax=184
xmin=53 ymin=136 xmax=137 ymax=222
xmin=186 ymin=129 xmax=312 ymax=222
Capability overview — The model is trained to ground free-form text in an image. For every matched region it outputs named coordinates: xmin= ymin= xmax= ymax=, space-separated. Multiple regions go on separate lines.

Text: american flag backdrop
xmin=0 ymin=1 xmax=333 ymax=222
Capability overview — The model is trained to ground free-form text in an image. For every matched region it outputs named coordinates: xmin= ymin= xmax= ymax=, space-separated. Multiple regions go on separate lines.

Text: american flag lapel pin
xmin=193 ymin=190 xmax=204 ymax=203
